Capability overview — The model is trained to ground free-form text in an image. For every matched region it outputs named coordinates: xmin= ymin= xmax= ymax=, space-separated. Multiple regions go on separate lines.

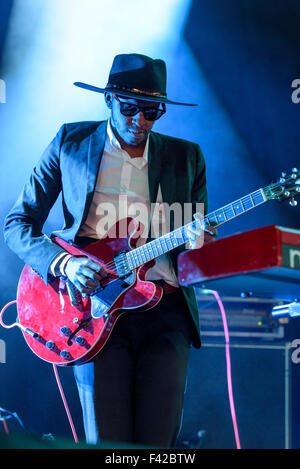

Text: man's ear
xmin=104 ymin=92 xmax=112 ymax=109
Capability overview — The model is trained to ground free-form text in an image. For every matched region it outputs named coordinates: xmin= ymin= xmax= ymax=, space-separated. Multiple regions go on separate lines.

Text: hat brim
xmin=73 ymin=82 xmax=197 ymax=106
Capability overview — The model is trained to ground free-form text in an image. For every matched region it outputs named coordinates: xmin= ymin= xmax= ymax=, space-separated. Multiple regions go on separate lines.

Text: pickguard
xmin=91 ymin=273 xmax=135 ymax=319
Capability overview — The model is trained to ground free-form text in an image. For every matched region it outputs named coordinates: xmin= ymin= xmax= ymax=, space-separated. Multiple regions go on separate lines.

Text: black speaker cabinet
xmin=179 ymin=342 xmax=291 ymax=449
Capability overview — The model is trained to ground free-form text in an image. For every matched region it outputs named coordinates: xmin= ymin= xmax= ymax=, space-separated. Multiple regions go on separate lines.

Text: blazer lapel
xmin=147 ymin=132 xmax=177 ymax=237
xmin=147 ymin=132 xmax=163 ymax=205
xmin=149 ymin=132 xmax=176 ymax=206
xmin=81 ymin=120 xmax=107 ymax=227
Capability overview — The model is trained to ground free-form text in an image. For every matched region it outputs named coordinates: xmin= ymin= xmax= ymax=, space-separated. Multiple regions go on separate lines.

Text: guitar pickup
xmin=114 ymin=251 xmax=131 ymax=278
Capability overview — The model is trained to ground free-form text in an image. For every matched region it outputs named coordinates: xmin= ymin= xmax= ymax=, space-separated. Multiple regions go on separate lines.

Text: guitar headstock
xmin=263 ymin=168 xmax=300 ymax=206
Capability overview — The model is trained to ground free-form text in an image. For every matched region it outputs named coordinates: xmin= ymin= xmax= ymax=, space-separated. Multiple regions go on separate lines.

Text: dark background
xmin=0 ymin=0 xmax=299 ymax=449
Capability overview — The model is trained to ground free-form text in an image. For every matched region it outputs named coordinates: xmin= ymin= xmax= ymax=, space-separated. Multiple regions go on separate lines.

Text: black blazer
xmin=4 ymin=120 xmax=208 ymax=347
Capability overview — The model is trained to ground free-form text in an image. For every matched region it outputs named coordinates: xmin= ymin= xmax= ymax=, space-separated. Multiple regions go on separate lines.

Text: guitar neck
xmin=204 ymin=187 xmax=266 ymax=228
xmin=126 ymin=187 xmax=267 ymax=270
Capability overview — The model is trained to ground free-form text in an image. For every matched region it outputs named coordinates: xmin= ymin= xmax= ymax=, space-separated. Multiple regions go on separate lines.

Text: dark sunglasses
xmin=113 ymin=94 xmax=166 ymax=121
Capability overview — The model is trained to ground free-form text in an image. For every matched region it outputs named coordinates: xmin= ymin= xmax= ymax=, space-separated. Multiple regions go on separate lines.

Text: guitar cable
xmin=52 ymin=364 xmax=78 ymax=444
xmin=202 ymin=289 xmax=242 ymax=450
xmin=0 ymin=299 xmax=79 ymax=444
xmin=1 ymin=294 xmax=241 ymax=449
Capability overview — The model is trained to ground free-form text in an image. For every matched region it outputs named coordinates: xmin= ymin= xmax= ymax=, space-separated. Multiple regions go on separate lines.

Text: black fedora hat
xmin=74 ymin=53 xmax=197 ymax=106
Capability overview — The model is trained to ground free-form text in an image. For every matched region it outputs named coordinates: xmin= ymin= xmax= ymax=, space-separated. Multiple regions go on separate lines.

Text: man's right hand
xmin=64 ymin=256 xmax=107 ymax=297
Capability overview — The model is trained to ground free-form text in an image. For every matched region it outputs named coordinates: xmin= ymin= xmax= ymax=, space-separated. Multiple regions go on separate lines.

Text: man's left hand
xmin=185 ymin=214 xmax=217 ymax=249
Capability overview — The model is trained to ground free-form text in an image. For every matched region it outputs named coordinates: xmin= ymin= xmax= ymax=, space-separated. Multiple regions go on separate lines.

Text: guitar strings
xmin=100 ymin=218 xmax=206 ymax=272
xmin=96 ymin=188 xmax=267 ymax=272
xmin=89 ymin=179 xmax=298 ymax=277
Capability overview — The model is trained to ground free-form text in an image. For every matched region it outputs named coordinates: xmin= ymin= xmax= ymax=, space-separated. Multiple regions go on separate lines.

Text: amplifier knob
xmin=60 ymin=326 xmax=70 ymax=336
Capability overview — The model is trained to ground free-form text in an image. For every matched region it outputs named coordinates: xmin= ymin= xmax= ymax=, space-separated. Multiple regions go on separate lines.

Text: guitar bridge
xmin=114 ymin=251 xmax=131 ymax=279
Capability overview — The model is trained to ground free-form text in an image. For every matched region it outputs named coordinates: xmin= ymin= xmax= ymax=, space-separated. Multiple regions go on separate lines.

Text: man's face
xmin=107 ymin=94 xmax=161 ymax=146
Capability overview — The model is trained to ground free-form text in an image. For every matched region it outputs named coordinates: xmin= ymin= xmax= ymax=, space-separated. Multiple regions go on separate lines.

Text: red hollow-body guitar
xmin=17 ymin=218 xmax=166 ymax=366
xmin=15 ymin=170 xmax=300 ymax=365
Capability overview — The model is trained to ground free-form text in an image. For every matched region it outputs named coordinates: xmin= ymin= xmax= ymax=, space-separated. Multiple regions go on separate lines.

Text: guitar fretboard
xmin=204 ymin=188 xmax=265 ymax=226
xmin=126 ymin=188 xmax=266 ymax=270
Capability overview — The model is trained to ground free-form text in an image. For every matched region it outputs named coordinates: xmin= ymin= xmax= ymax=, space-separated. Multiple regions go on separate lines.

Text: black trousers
xmin=73 ymin=288 xmax=193 ymax=448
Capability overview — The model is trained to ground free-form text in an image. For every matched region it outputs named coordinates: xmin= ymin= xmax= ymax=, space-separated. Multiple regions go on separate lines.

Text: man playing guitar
xmin=4 ymin=53 xmax=215 ymax=447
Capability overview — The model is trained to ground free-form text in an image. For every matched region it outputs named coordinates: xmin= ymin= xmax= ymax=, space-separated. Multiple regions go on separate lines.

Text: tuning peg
xmin=281 ymin=172 xmax=287 ymax=177
xmin=289 ymin=197 xmax=298 ymax=207
xmin=284 ymin=191 xmax=290 ymax=197
xmin=292 ymin=168 xmax=298 ymax=173
xmin=280 ymin=177 xmax=286 ymax=183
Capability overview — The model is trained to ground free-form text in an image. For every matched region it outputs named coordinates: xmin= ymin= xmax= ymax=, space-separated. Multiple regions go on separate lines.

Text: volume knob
xmin=46 ymin=341 xmax=55 ymax=350
xmin=60 ymin=350 xmax=70 ymax=360
xmin=74 ymin=336 xmax=86 ymax=346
